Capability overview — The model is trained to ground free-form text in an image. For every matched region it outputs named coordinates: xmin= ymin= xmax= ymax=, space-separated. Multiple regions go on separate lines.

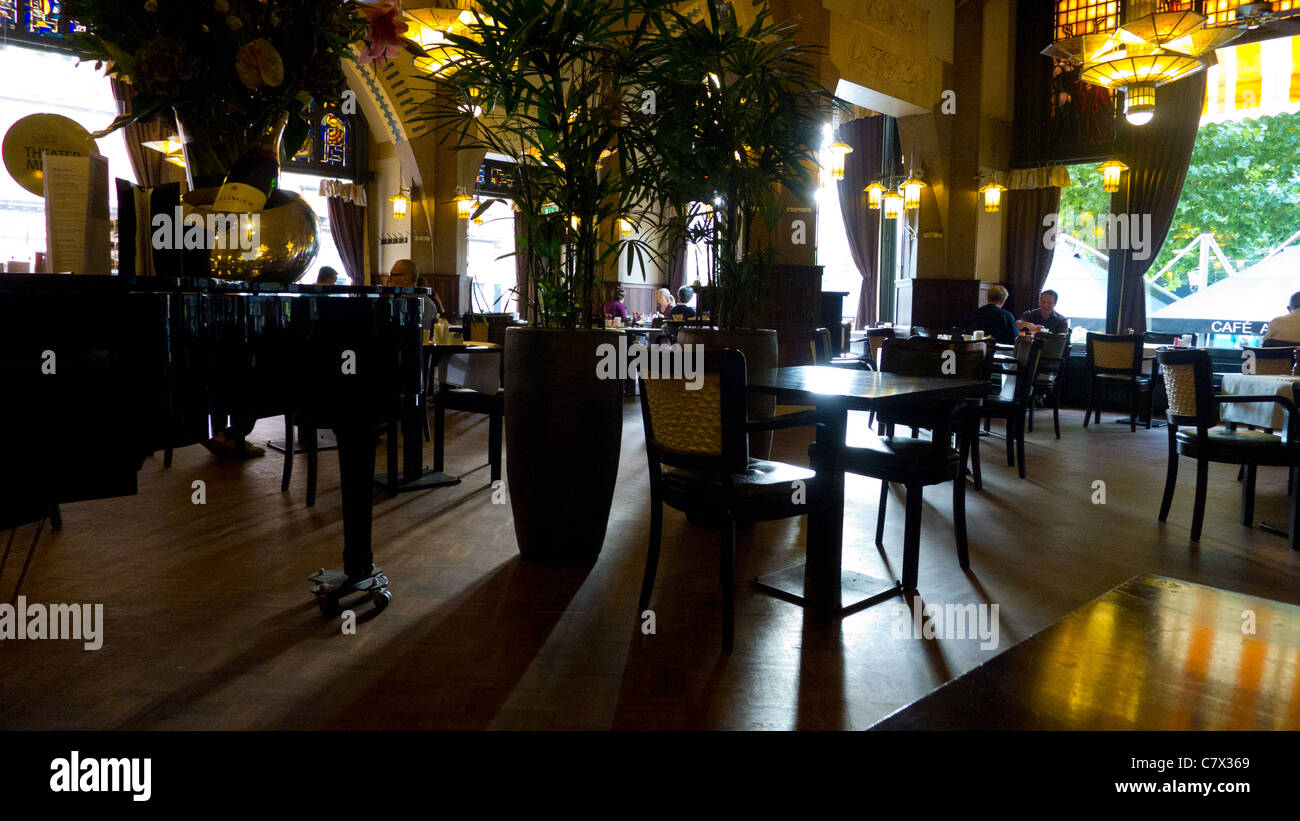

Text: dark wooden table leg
xmin=805 ymin=403 xmax=847 ymax=618
xmin=373 ymin=403 xmax=461 ymax=493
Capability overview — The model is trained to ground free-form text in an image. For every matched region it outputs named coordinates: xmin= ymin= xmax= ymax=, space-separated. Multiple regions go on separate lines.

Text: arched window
xmin=1 ymin=1 xmax=85 ymax=44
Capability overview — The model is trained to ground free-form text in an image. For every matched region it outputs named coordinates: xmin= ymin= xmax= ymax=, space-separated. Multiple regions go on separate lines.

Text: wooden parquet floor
xmin=1 ymin=402 xmax=1297 ymax=730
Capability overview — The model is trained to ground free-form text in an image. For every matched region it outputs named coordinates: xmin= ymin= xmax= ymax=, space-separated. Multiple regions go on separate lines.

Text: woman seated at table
xmin=603 ymin=285 xmax=629 ymax=321
xmin=654 ymin=287 xmax=675 ymax=316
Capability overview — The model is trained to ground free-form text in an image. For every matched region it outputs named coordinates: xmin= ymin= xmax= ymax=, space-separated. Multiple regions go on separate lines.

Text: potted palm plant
xmin=425 ymin=0 xmax=662 ymax=564
xmin=633 ymin=1 xmax=843 ymax=456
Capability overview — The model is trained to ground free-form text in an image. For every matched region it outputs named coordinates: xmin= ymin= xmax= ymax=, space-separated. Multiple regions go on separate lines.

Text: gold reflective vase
xmin=180 ymin=187 xmax=320 ymax=283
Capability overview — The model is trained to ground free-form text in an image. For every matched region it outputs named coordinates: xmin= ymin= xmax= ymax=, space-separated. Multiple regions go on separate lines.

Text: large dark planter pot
xmin=677 ymin=327 xmax=779 ymax=459
xmin=505 ymin=327 xmax=624 ymax=565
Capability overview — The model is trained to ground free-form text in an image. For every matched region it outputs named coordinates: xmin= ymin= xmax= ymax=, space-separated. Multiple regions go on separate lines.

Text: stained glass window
xmin=1052 ymin=0 xmax=1118 ymax=41
xmin=1 ymin=0 xmax=80 ymax=42
xmin=25 ymin=0 xmax=59 ymax=35
xmin=320 ymin=113 xmax=348 ymax=166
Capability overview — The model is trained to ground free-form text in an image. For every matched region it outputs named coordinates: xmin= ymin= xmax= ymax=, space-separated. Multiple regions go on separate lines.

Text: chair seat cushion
xmin=662 ymin=458 xmax=816 ymax=517
xmin=842 ymin=435 xmax=961 ymax=485
xmin=1176 ymin=428 xmax=1282 ymax=448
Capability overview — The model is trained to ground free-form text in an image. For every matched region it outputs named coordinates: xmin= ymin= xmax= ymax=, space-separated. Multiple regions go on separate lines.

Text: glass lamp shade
xmin=902 ymin=177 xmax=927 ymax=211
xmin=391 ymin=192 xmax=410 ymax=219
xmin=453 ymin=193 xmax=474 ymax=219
xmin=826 ymin=141 xmax=853 ymax=180
xmin=1124 ymin=82 xmax=1157 ymax=125
xmin=1099 ymin=160 xmax=1128 ymax=192
xmin=1079 ymin=52 xmax=1206 ymax=87
xmin=978 ymin=183 xmax=1006 ymax=214
xmin=618 ymin=218 xmax=634 ymax=237
xmin=864 ymin=181 xmax=886 ymax=210
xmin=882 ymin=189 xmax=904 ymax=220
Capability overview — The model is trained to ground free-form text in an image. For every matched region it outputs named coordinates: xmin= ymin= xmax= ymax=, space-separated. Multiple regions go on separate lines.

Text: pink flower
xmin=357 ymin=0 xmax=409 ymax=67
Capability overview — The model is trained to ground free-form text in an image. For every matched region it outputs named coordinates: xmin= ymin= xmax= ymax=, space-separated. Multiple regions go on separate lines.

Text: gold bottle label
xmin=212 ymin=182 xmax=268 ymax=214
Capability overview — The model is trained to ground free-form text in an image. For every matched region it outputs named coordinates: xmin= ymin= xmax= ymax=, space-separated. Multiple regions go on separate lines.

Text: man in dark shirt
xmin=966 ymin=284 xmax=1019 ymax=343
xmin=1018 ymin=289 xmax=1069 ymax=335
xmin=668 ymin=286 xmax=697 ymax=320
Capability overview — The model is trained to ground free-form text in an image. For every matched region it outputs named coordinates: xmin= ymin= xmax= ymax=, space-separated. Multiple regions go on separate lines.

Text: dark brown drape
xmin=1003 ymin=186 xmax=1061 ymax=318
xmin=325 ymin=196 xmax=366 ymax=285
xmin=1114 ymin=72 xmax=1207 ymax=332
xmin=110 ymin=79 xmax=169 ymax=189
xmin=667 ymin=216 xmax=688 ymax=295
xmin=837 ymin=116 xmax=883 ymax=328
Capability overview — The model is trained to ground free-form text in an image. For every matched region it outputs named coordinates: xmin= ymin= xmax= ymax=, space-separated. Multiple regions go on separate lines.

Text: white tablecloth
xmin=1220 ymin=374 xmax=1300 ymax=430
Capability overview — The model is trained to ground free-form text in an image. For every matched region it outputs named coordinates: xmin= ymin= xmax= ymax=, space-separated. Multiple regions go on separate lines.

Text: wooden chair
xmin=863 ymin=327 xmax=896 ymax=371
xmin=431 ymin=350 xmax=504 ymax=484
xmin=1084 ymin=332 xmax=1153 ymax=431
xmin=1027 ymin=331 xmax=1069 ymax=439
xmin=638 ymin=348 xmax=816 ymax=650
xmin=1157 ymin=349 xmax=1300 ymax=547
xmin=861 ymin=338 xmax=980 ymax=588
xmin=979 ymin=336 xmax=1043 ymax=480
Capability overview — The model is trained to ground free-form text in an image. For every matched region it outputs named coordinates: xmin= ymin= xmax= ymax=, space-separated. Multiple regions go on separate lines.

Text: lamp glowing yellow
xmin=391 ymin=186 xmax=411 ymax=219
xmin=901 ymin=175 xmax=927 ymax=211
xmin=864 ymin=181 xmax=886 ymax=210
xmin=1099 ymin=160 xmax=1128 ymax=193
xmin=570 ymin=215 xmax=581 ymax=230
xmin=882 ymin=188 xmax=904 ymax=220
xmin=978 ymin=182 xmax=1006 ymax=214
xmin=453 ymin=192 xmax=474 ymax=219
xmin=618 ymin=218 xmax=634 ymax=237
xmin=826 ymin=141 xmax=853 ymax=180
xmin=1124 ymin=82 xmax=1156 ymax=126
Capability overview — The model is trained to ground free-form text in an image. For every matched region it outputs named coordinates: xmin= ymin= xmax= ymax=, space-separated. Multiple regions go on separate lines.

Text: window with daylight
xmin=1040 ymin=32 xmax=1300 ymax=348
xmin=0 ymin=42 xmax=136 ymax=272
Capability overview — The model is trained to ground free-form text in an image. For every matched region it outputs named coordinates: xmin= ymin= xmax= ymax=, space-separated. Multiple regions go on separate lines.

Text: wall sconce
xmin=1099 ymin=160 xmax=1128 ymax=193
xmin=453 ymin=189 xmax=474 ymax=219
xmin=826 ymin=141 xmax=853 ymax=180
xmin=978 ymin=182 xmax=1007 ymax=214
xmin=882 ymin=188 xmax=904 ymax=220
xmin=901 ymin=172 xmax=927 ymax=211
xmin=864 ymin=181 xmax=885 ymax=210
xmin=618 ymin=217 xmax=634 ymax=237
xmin=569 ymin=215 xmax=582 ymax=231
xmin=390 ymin=183 xmax=411 ymax=219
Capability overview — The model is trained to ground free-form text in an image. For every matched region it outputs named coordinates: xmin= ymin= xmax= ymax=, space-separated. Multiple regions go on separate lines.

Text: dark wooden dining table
xmin=871 ymin=574 xmax=1300 ymax=730
xmin=377 ymin=341 xmax=502 ymax=493
xmin=747 ymin=366 xmax=989 ymax=617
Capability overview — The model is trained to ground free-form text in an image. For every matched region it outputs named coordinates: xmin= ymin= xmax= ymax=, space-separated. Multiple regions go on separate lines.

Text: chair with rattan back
xmin=638 ymin=348 xmax=816 ymax=650
xmin=1243 ymin=345 xmax=1297 ymax=376
xmin=1156 ymin=348 xmax=1300 ymax=545
xmin=1084 ymin=332 xmax=1153 ymax=431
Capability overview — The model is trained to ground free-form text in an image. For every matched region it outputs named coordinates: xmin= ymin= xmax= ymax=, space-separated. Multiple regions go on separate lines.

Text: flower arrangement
xmin=61 ymin=0 xmax=417 ymax=186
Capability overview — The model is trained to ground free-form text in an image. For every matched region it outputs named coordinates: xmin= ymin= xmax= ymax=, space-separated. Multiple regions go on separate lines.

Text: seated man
xmin=1018 ymin=289 xmax=1069 ymax=335
xmin=668 ymin=286 xmax=697 ymax=320
xmin=1263 ymin=290 xmax=1300 ymax=343
xmin=966 ymin=284 xmax=1019 ymax=344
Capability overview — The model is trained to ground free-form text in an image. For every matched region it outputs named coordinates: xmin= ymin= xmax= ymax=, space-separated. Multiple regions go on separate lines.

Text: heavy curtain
xmin=319 ymin=180 xmax=367 ymax=284
xmin=666 ymin=215 xmax=688 ymax=295
xmin=1003 ymin=185 xmax=1061 ymax=319
xmin=837 ymin=116 xmax=884 ymax=328
xmin=1114 ymin=72 xmax=1207 ymax=332
xmin=110 ymin=79 xmax=169 ymax=189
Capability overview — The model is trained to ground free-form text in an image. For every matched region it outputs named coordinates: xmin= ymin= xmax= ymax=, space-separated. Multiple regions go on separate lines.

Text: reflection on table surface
xmin=872 ymin=575 xmax=1300 ymax=730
